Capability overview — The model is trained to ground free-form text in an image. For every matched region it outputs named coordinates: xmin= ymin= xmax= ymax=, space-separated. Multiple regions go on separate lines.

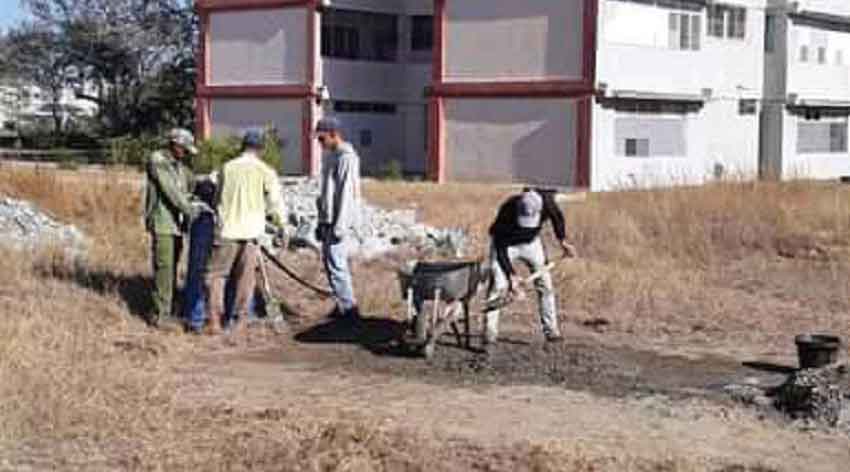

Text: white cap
xmin=516 ymin=190 xmax=543 ymax=228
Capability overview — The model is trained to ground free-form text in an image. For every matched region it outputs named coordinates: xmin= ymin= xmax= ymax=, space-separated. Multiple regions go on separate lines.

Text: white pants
xmin=485 ymin=237 xmax=560 ymax=341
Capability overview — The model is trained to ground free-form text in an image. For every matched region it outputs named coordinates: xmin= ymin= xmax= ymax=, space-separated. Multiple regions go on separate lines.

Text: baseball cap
xmin=168 ymin=128 xmax=198 ymax=155
xmin=516 ymin=189 xmax=543 ymax=229
xmin=242 ymin=128 xmax=264 ymax=148
xmin=315 ymin=116 xmax=342 ymax=133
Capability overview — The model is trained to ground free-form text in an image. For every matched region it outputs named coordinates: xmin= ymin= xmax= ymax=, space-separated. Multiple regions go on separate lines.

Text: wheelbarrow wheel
xmin=423 ymin=342 xmax=436 ymax=360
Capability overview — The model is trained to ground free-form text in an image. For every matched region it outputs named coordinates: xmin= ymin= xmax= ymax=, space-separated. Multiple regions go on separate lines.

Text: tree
xmin=18 ymin=0 xmax=198 ymax=137
xmin=1 ymin=23 xmax=73 ymax=135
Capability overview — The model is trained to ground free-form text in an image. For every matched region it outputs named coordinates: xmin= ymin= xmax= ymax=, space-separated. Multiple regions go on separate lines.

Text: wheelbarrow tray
xmin=398 ymin=260 xmax=482 ymax=302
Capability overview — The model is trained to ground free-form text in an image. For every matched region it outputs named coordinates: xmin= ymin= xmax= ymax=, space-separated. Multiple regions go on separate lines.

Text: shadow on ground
xmin=295 ymin=316 xmax=424 ymax=358
xmin=37 ymin=264 xmax=153 ymax=320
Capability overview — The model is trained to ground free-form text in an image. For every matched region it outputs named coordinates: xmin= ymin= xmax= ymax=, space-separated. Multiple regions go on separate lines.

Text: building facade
xmin=196 ymin=0 xmax=850 ymax=189
xmin=761 ymin=0 xmax=850 ymax=180
xmin=593 ymin=0 xmax=766 ymax=190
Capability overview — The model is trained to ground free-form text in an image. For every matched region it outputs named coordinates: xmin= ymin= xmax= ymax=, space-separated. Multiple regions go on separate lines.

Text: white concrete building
xmin=761 ymin=0 xmax=850 ymax=180
xmin=0 ymin=82 xmax=98 ymax=135
xmin=593 ymin=0 xmax=766 ymax=190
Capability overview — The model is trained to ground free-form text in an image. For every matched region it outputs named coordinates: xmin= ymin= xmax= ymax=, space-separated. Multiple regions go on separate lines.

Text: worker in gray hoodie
xmin=314 ymin=116 xmax=362 ymax=320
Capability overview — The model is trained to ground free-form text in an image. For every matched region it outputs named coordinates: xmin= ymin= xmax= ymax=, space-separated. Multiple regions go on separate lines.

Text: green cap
xmin=168 ymin=128 xmax=198 ymax=155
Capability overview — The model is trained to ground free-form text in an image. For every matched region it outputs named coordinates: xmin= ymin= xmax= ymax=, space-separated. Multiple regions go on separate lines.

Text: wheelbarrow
xmin=398 ymin=260 xmax=485 ymax=359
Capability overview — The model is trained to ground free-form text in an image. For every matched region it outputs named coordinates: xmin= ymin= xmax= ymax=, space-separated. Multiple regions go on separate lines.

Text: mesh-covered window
xmin=798 ymin=120 xmax=848 ymax=154
xmin=209 ymin=9 xmax=306 ymax=85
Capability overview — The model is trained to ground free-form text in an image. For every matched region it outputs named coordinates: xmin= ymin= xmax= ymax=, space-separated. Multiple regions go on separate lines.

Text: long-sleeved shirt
xmin=215 ymin=151 xmax=286 ymax=241
xmin=318 ymin=142 xmax=362 ymax=239
xmin=489 ymin=189 xmax=566 ymax=277
xmin=144 ymin=150 xmax=194 ymax=236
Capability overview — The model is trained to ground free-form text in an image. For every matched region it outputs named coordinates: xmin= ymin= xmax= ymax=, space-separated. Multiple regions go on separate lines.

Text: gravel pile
xmin=725 ymin=364 xmax=850 ymax=432
xmin=0 ymin=197 xmax=88 ymax=258
xmin=281 ymin=178 xmax=465 ymax=259
xmin=773 ymin=365 xmax=848 ymax=428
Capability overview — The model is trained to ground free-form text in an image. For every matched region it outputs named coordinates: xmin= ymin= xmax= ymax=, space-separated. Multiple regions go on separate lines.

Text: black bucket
xmin=795 ymin=334 xmax=842 ymax=369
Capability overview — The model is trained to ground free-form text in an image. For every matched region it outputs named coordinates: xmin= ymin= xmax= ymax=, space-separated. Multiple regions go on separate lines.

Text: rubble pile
xmin=281 ymin=178 xmax=465 ymax=259
xmin=725 ymin=364 xmax=850 ymax=432
xmin=773 ymin=365 xmax=848 ymax=428
xmin=0 ymin=197 xmax=88 ymax=258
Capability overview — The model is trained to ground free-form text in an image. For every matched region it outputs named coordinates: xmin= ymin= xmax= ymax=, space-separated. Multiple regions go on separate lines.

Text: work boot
xmin=146 ymin=313 xmax=161 ymax=329
xmin=229 ymin=315 xmax=249 ymax=338
xmin=157 ymin=316 xmax=184 ymax=334
xmin=205 ymin=312 xmax=223 ymax=336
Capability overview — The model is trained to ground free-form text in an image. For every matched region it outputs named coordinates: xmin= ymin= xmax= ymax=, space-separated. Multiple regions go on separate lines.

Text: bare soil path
xmin=178 ymin=319 xmax=850 ymax=471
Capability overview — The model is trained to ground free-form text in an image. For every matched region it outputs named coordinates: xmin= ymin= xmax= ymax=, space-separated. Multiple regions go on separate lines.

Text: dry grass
xmin=0 ymin=168 xmax=844 ymax=470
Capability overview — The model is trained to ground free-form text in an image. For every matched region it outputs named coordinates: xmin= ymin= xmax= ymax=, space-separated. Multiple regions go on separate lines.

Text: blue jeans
xmin=183 ymin=214 xmax=258 ymax=330
xmin=322 ymin=237 xmax=357 ymax=313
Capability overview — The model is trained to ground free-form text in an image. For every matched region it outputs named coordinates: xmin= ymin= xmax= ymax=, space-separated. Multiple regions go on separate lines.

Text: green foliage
xmin=55 ymin=149 xmax=81 ymax=170
xmin=194 ymin=126 xmax=285 ymax=175
xmin=193 ymin=135 xmax=241 ymax=175
xmin=378 ymin=160 xmax=405 ymax=181
xmin=109 ymin=135 xmax=159 ymax=170
xmin=260 ymin=125 xmax=284 ymax=174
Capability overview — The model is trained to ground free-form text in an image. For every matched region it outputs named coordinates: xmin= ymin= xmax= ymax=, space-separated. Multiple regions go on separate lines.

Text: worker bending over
xmin=484 ymin=188 xmax=577 ymax=346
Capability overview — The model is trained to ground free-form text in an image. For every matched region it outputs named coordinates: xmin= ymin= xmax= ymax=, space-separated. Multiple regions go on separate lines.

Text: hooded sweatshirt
xmin=318 ymin=142 xmax=362 ymax=239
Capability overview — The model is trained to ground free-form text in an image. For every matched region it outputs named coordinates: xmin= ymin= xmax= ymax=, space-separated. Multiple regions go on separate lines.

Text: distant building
xmin=0 ymin=81 xmax=98 ymax=139
xmin=195 ymin=0 xmax=850 ymax=189
xmin=761 ymin=0 xmax=850 ymax=180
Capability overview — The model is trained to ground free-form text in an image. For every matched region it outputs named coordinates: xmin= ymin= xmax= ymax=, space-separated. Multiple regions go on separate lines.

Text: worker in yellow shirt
xmin=204 ymin=129 xmax=286 ymax=336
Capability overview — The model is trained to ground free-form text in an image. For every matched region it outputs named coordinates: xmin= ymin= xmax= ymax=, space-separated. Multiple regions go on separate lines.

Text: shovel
xmin=482 ymin=261 xmax=560 ymax=312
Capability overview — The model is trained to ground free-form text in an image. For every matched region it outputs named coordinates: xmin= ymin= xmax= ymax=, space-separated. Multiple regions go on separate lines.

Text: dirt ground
xmin=161 ymin=314 xmax=846 ymax=472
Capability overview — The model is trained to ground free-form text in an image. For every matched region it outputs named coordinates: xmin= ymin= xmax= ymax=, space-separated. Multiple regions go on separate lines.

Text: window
xmin=669 ymin=13 xmax=700 ymax=50
xmin=798 ymin=119 xmax=848 ymax=154
xmin=333 ymin=100 xmax=397 ymax=114
xmin=818 ymin=47 xmax=827 ymax=64
xmin=625 ymin=138 xmax=650 ymax=157
xmin=727 ymin=7 xmax=746 ymax=39
xmin=321 ymin=9 xmax=398 ymax=62
xmin=739 ymin=99 xmax=757 ymax=115
xmin=708 ymin=6 xmax=725 ymax=38
xmin=707 ymin=5 xmax=746 ymax=40
xmin=765 ymin=14 xmax=775 ymax=52
xmin=423 ymin=104 xmax=429 ymax=151
xmin=411 ymin=15 xmax=433 ymax=51
xmin=615 ymin=115 xmax=687 ymax=158
xmin=831 ymin=123 xmax=847 ymax=152
xmin=800 ymin=45 xmax=809 ymax=62
xmin=360 ymin=130 xmax=373 ymax=148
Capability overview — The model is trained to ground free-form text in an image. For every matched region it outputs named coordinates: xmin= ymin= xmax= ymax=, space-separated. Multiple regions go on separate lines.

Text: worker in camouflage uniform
xmin=144 ymin=128 xmax=209 ymax=329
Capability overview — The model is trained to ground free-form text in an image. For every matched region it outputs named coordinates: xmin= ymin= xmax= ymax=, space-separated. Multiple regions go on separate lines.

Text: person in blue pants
xmin=183 ymin=179 xmax=260 ymax=334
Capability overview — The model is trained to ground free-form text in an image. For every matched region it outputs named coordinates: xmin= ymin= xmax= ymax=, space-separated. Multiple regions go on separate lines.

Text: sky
xmin=0 ymin=0 xmax=27 ymax=32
